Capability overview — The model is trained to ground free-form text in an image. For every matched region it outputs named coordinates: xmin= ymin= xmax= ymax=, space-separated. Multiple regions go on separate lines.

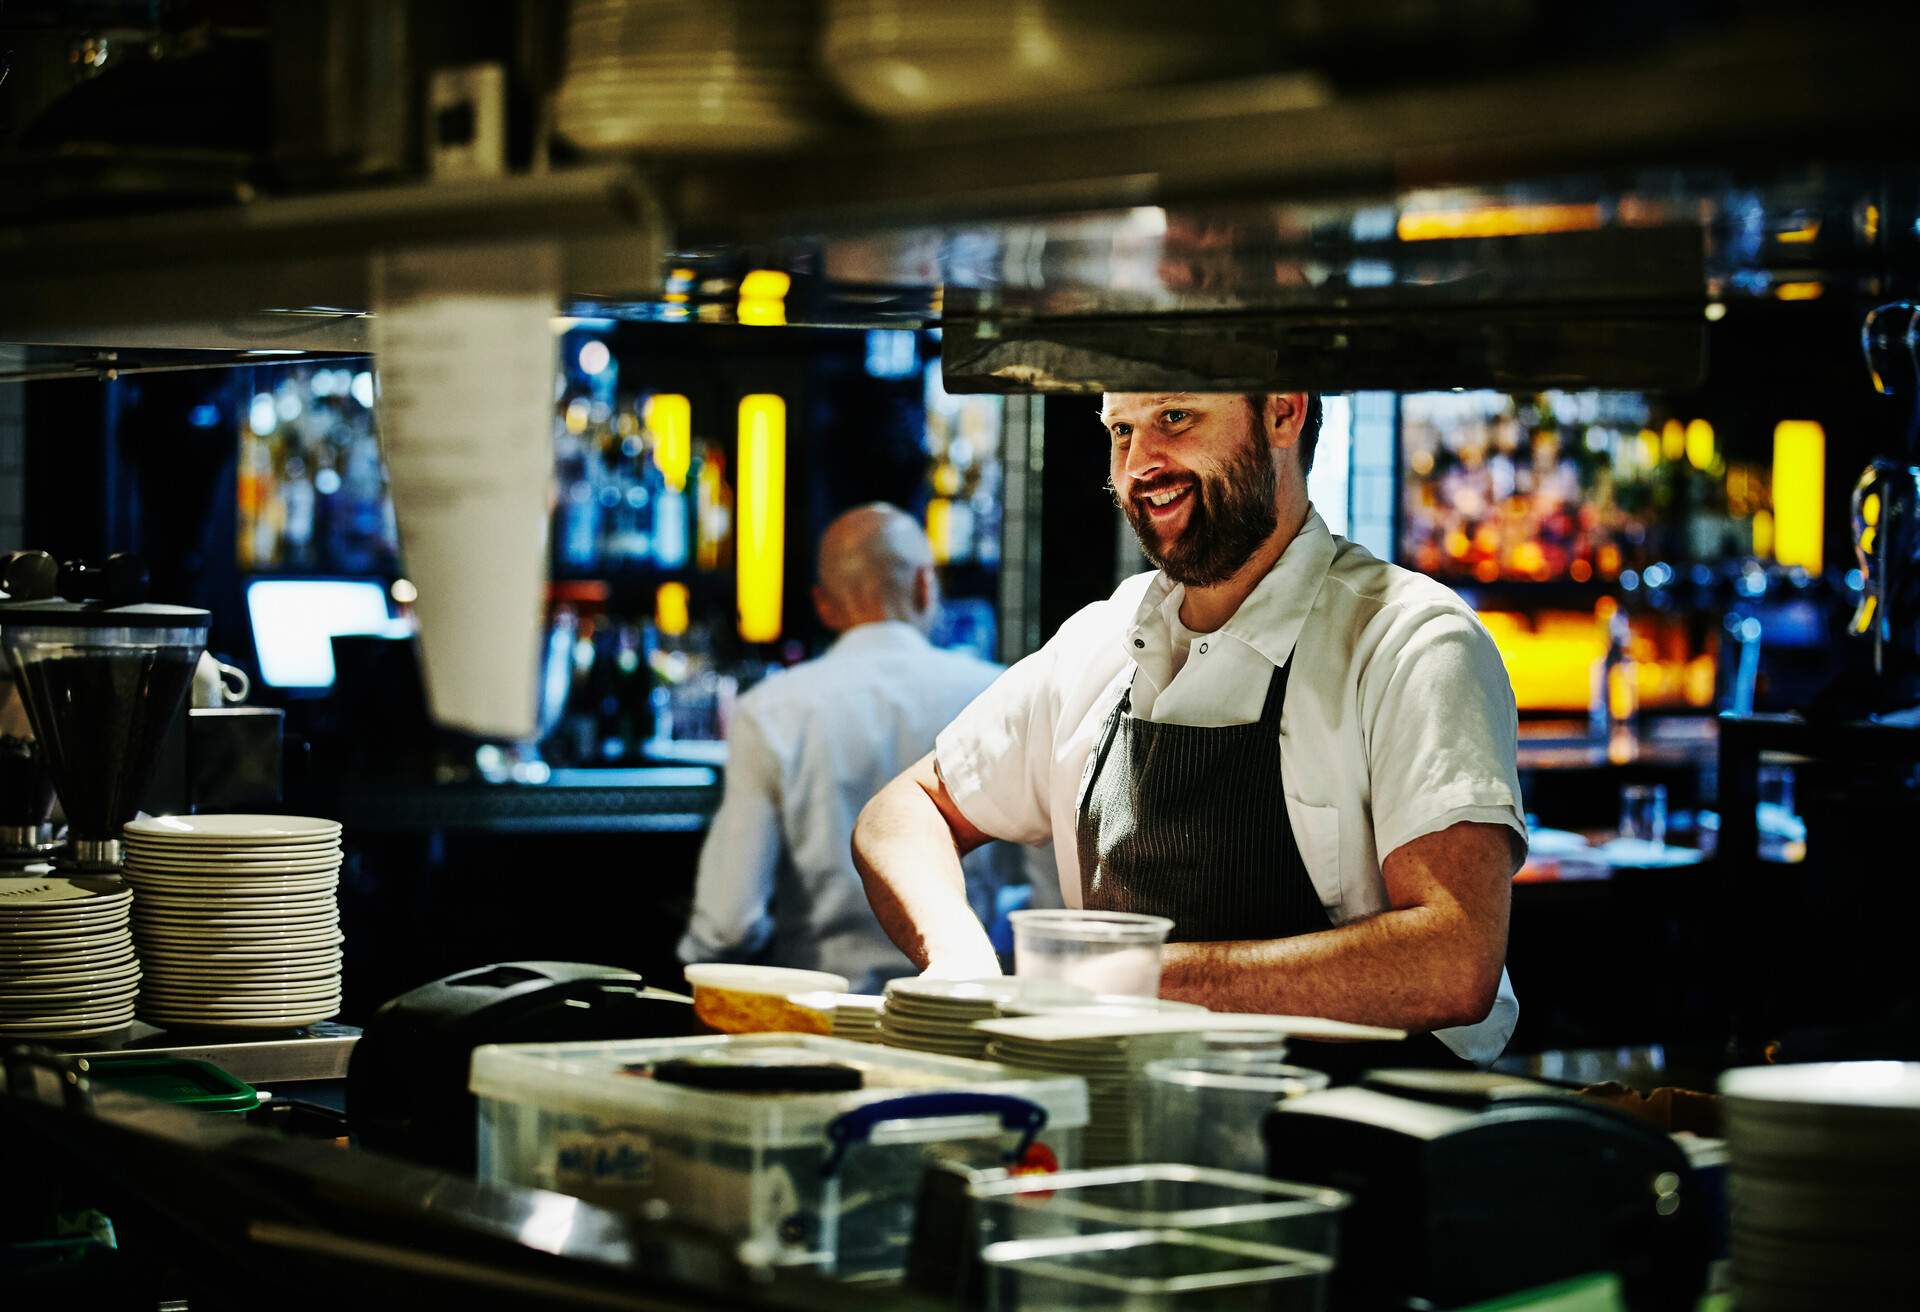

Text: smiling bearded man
xmin=852 ymin=389 xmax=1530 ymax=1075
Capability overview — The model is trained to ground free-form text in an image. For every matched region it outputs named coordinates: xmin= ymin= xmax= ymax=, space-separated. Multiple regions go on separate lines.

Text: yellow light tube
xmin=656 ymin=581 xmax=690 ymax=637
xmin=737 ymin=394 xmax=786 ymax=643
xmin=1685 ymin=418 xmax=1715 ymax=471
xmin=926 ymin=498 xmax=953 ymax=565
xmin=1396 ymin=203 xmax=1603 ymax=243
xmin=647 ymin=393 xmax=692 ymax=491
xmin=1772 ymin=421 xmax=1825 ymax=573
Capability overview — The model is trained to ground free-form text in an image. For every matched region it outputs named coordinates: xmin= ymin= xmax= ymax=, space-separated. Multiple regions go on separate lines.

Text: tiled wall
xmin=0 ymin=351 xmax=23 ymax=552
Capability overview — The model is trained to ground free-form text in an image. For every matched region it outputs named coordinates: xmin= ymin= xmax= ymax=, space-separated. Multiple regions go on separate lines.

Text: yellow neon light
xmin=1685 ymin=418 xmax=1715 ymax=471
xmin=738 ymin=269 xmax=791 ymax=327
xmin=1772 ymin=421 xmax=1825 ymax=573
xmin=1752 ymin=508 xmax=1774 ymax=559
xmin=1636 ymin=428 xmax=1660 ymax=468
xmin=646 ymin=394 xmax=692 ymax=492
xmin=1776 ymin=221 xmax=1821 ymax=244
xmin=1852 ymin=592 xmax=1878 ymax=636
xmin=926 ymin=498 xmax=953 ymax=566
xmin=655 ymin=582 xmax=690 ymax=637
xmin=1775 ymin=281 xmax=1824 ymax=301
xmin=1661 ymin=419 xmax=1686 ymax=463
xmin=1396 ymin=203 xmax=1603 ymax=243
xmin=1862 ymin=492 xmax=1881 ymax=528
xmin=737 ymin=394 xmax=786 ymax=643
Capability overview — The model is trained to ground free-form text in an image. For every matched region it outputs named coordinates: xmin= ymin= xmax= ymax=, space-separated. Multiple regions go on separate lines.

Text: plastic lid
xmin=684 ymin=963 xmax=850 ymax=996
xmin=83 ymin=1055 xmax=259 ymax=1113
xmin=1008 ymin=910 xmax=1175 ymax=943
xmin=0 ymin=600 xmax=210 ymax=629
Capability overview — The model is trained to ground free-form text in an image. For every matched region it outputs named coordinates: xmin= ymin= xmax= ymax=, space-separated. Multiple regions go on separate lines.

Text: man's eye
xmin=1110 ymin=424 xmax=1132 ymax=441
xmin=1162 ymin=410 xmax=1190 ymax=426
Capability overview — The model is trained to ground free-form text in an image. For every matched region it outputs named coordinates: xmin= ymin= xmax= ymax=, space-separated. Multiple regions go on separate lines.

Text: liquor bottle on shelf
xmin=1589 ymin=604 xmax=1638 ymax=737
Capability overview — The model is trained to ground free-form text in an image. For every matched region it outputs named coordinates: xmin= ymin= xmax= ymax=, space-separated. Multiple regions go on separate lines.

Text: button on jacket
xmin=935 ymin=511 xmax=1527 ymax=1063
xmin=681 ymin=621 xmax=1010 ymax=993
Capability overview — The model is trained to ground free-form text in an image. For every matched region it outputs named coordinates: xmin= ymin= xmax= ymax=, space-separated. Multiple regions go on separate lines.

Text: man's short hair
xmin=1246 ymin=392 xmax=1324 ymax=477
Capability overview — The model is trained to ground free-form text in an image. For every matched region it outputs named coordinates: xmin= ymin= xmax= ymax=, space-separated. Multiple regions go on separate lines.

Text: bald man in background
xmin=678 ymin=503 xmax=1017 ymax=992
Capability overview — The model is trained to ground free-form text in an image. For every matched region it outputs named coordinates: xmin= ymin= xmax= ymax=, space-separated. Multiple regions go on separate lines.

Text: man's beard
xmin=1120 ymin=428 xmax=1279 ymax=587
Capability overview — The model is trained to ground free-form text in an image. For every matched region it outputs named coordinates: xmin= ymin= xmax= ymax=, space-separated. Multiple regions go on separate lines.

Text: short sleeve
xmin=1362 ymin=611 xmax=1527 ymax=862
xmin=935 ymin=641 xmax=1061 ymax=846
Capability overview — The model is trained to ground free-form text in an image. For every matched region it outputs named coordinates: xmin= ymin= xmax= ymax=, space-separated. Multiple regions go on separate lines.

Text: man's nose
xmin=1123 ymin=428 xmax=1167 ymax=483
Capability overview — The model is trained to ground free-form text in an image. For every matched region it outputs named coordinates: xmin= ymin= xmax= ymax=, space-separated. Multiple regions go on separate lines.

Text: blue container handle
xmin=820 ymin=1092 xmax=1048 ymax=1178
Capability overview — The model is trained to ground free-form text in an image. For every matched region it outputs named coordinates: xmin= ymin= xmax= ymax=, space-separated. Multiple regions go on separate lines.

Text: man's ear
xmin=812 ymin=583 xmax=841 ymax=633
xmin=1263 ymin=393 xmax=1307 ymax=453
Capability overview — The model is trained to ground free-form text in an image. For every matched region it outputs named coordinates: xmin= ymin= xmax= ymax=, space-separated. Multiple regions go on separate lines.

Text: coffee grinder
xmin=0 ymin=551 xmax=208 ymax=871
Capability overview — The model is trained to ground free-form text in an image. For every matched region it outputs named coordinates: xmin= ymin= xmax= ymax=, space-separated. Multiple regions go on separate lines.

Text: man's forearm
xmin=852 ymin=765 xmax=999 ymax=974
xmin=1160 ymin=906 xmax=1501 ymax=1032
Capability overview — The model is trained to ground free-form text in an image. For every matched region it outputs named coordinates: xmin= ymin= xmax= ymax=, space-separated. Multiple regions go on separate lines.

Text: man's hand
xmin=1158 ymin=820 xmax=1517 ymax=1031
xmin=853 ymin=752 xmax=1002 ymax=973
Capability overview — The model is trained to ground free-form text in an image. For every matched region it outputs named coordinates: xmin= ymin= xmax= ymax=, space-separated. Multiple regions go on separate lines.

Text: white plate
xmin=142 ymin=979 xmax=341 ymax=998
xmin=140 ymin=970 xmax=340 ymax=991
xmin=0 ymin=927 xmax=131 ymax=949
xmin=134 ymin=929 xmax=342 ymax=949
xmin=1722 ymin=1061 xmax=1920 ymax=1108
xmin=0 ymin=875 xmax=131 ymax=907
xmin=125 ymin=841 xmax=341 ymax=860
xmin=136 ymin=937 xmax=343 ymax=958
xmin=137 ymin=1002 xmax=340 ymax=1023
xmin=0 ymin=987 xmax=140 ymax=1012
xmin=0 ymin=944 xmax=136 ymax=968
xmin=132 ymin=896 xmax=338 ymax=916
xmin=130 ymin=1010 xmax=333 ymax=1030
xmin=125 ymin=852 xmax=341 ymax=872
xmin=0 ymin=1016 xmax=133 ymax=1038
xmin=0 ymin=909 xmax=133 ymax=929
xmin=123 ymin=871 xmax=339 ymax=892
xmin=140 ymin=960 xmax=340 ymax=981
xmin=0 ymin=1014 xmax=136 ymax=1036
xmin=0 ymin=963 xmax=141 ymax=988
xmin=124 ymin=815 xmax=342 ymax=843
xmin=139 ymin=985 xmax=340 ymax=1006
xmin=133 ymin=914 xmax=337 ymax=933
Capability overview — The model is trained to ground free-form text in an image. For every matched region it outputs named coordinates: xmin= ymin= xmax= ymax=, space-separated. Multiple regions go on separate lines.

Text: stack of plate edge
xmin=1725 ymin=1088 xmax=1920 ymax=1306
xmin=986 ymin=1032 xmax=1197 ymax=1166
xmin=122 ymin=818 xmax=345 ymax=1030
xmin=0 ymin=877 xmax=139 ymax=1038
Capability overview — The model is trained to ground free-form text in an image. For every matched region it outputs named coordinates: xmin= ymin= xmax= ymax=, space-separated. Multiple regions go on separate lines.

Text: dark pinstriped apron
xmin=1075 ymin=658 xmax=1469 ymax=1076
xmin=1077 ymin=661 xmax=1327 ymax=942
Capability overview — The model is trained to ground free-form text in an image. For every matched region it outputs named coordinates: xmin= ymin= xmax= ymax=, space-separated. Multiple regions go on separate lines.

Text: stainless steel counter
xmin=61 ymin=1020 xmax=359 ymax=1084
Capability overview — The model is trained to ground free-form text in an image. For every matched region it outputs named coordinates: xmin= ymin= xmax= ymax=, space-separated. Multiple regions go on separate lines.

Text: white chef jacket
xmin=680 ymin=621 xmax=1013 ymax=994
xmin=935 ymin=510 xmax=1526 ymax=1063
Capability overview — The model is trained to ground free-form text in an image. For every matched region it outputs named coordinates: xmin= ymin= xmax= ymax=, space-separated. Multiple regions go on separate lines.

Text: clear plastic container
xmin=682 ymin=962 xmax=848 ymax=1034
xmin=470 ymin=1033 xmax=1088 ymax=1276
xmin=970 ymin=1163 xmax=1346 ymax=1269
xmin=981 ymin=1228 xmax=1335 ymax=1310
xmin=1141 ymin=1057 xmax=1331 ymax=1172
xmin=1010 ymin=910 xmax=1174 ymax=998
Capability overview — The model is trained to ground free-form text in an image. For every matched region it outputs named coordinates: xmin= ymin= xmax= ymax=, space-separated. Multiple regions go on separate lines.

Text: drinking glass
xmin=1619 ymin=783 xmax=1668 ymax=848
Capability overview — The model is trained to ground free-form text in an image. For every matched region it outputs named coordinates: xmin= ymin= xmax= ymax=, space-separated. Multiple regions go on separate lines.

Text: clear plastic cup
xmin=1142 ymin=1057 xmax=1332 ymax=1173
xmin=1010 ymin=910 xmax=1175 ymax=998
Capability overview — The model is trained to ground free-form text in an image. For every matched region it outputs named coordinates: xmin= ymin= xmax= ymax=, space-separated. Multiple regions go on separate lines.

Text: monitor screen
xmin=246 ymin=578 xmax=397 ymax=689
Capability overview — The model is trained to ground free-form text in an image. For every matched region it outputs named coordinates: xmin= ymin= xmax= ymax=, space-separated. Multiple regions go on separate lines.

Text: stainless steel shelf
xmin=64 ymin=1020 xmax=360 ymax=1084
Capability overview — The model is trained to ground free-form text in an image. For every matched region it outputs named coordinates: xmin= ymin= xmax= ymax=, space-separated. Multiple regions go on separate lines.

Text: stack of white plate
xmin=879 ymin=978 xmax=1110 ymax=1057
xmin=122 ymin=815 xmax=344 ymax=1031
xmin=985 ymin=1023 xmax=1205 ymax=1167
xmin=1721 ymin=1062 xmax=1920 ymax=1309
xmin=827 ymin=993 xmax=885 ymax=1042
xmin=555 ymin=0 xmax=834 ymax=153
xmin=0 ymin=875 xmax=138 ymax=1038
xmin=880 ymin=978 xmax=1017 ymax=1057
xmin=821 ymin=0 xmax=1259 ymax=118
